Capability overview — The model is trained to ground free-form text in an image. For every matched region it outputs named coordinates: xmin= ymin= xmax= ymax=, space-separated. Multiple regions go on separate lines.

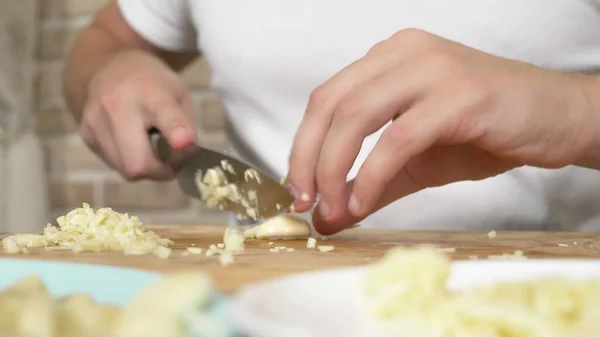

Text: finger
xmin=312 ymin=181 xmax=353 ymax=235
xmin=144 ymin=88 xmax=195 ymax=150
xmin=311 ymin=173 xmax=421 ymax=235
xmin=288 ymin=51 xmax=405 ymax=213
xmin=101 ymin=90 xmax=174 ymax=181
xmin=288 ymin=30 xmax=442 ymax=211
xmin=315 ymin=59 xmax=431 ymax=222
xmin=80 ymin=105 xmax=122 ymax=171
xmin=179 ymin=92 xmax=198 ymax=137
xmin=348 ymin=103 xmax=445 ymax=218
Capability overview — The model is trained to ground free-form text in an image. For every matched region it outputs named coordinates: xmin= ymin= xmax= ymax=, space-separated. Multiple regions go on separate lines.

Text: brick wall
xmin=37 ymin=0 xmax=228 ymax=225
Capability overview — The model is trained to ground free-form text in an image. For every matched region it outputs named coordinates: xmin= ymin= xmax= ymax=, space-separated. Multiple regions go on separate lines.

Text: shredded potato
xmin=364 ymin=248 xmax=600 ymax=337
xmin=1 ymin=203 xmax=173 ymax=255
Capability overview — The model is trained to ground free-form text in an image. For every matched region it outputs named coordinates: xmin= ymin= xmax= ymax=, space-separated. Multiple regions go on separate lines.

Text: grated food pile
xmin=364 ymin=248 xmax=600 ymax=337
xmin=2 ymin=203 xmax=173 ymax=255
xmin=194 ymin=163 xmax=262 ymax=221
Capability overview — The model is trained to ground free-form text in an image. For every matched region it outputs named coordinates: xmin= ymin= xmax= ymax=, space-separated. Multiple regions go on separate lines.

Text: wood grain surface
xmin=2 ymin=225 xmax=600 ymax=294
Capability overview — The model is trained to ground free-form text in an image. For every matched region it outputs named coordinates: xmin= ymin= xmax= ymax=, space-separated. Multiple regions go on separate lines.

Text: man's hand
xmin=288 ymin=29 xmax=600 ymax=234
xmin=81 ymin=50 xmax=196 ymax=180
xmin=63 ymin=2 xmax=199 ymax=181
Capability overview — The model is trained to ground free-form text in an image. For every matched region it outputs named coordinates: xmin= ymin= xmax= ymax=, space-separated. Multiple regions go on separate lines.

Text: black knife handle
xmin=148 ymin=127 xmax=170 ymax=163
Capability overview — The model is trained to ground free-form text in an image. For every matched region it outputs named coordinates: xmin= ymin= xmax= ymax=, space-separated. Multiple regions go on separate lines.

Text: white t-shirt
xmin=118 ymin=0 xmax=600 ymax=231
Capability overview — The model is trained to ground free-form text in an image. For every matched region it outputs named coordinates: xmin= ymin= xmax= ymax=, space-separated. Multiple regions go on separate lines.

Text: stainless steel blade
xmin=150 ymin=128 xmax=294 ymax=219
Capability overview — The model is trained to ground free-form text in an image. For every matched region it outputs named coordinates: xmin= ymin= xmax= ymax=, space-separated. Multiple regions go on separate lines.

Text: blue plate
xmin=0 ymin=258 xmax=161 ymax=305
xmin=0 ymin=258 xmax=237 ymax=336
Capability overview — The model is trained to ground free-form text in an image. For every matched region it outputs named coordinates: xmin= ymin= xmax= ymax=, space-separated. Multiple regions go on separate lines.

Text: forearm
xmin=575 ymin=75 xmax=600 ymax=170
xmin=62 ymin=3 xmax=200 ymax=122
xmin=62 ymin=26 xmax=127 ymax=121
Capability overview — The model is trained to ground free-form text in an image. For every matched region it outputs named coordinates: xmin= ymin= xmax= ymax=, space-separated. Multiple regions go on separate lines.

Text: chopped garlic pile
xmin=223 ymin=227 xmax=245 ymax=253
xmin=364 ymin=248 xmax=600 ymax=337
xmin=2 ymin=203 xmax=173 ymax=255
xmin=194 ymin=163 xmax=262 ymax=220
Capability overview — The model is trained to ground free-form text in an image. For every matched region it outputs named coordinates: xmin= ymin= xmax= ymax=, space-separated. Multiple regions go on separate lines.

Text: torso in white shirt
xmin=119 ymin=0 xmax=600 ymax=231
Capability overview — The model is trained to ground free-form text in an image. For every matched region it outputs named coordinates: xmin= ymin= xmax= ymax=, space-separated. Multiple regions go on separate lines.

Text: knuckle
xmin=120 ymin=163 xmax=147 ymax=181
xmin=366 ymin=41 xmax=388 ymax=55
xmin=99 ymin=89 xmax=124 ymax=119
xmin=384 ymin=122 xmax=414 ymax=148
xmin=307 ymin=84 xmax=333 ymax=113
xmin=391 ymin=28 xmax=430 ymax=42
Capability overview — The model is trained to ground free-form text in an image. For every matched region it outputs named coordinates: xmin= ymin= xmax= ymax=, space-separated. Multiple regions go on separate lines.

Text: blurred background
xmin=0 ymin=0 xmax=229 ymax=232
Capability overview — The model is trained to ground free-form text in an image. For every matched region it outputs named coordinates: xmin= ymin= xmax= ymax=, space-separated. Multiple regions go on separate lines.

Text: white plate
xmin=231 ymin=259 xmax=600 ymax=337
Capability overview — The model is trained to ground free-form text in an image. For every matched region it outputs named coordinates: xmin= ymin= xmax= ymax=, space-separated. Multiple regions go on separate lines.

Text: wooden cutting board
xmin=2 ymin=225 xmax=600 ymax=294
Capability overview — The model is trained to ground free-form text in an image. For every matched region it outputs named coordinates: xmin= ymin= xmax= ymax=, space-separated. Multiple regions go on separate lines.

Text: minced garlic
xmin=186 ymin=247 xmax=203 ymax=255
xmin=152 ymin=246 xmax=172 ymax=260
xmin=223 ymin=227 xmax=245 ymax=253
xmin=487 ymin=250 xmax=527 ymax=260
xmin=218 ymin=252 xmax=234 ymax=266
xmin=205 ymin=245 xmax=218 ymax=257
xmin=194 ymin=166 xmax=262 ymax=220
xmin=364 ymin=247 xmax=600 ymax=337
xmin=1 ymin=203 xmax=173 ymax=255
xmin=317 ymin=245 xmax=335 ymax=252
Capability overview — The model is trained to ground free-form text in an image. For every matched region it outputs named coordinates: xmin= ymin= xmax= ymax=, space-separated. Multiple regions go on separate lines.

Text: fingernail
xmin=171 ymin=127 xmax=192 ymax=143
xmin=319 ymin=201 xmax=331 ymax=219
xmin=348 ymin=194 xmax=361 ymax=215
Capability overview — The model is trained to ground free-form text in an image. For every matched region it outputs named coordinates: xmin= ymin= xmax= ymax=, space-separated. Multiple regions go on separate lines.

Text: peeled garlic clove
xmin=255 ymin=215 xmax=311 ymax=240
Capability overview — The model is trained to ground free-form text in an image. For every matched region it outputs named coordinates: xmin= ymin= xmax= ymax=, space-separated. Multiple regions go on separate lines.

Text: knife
xmin=149 ymin=128 xmax=295 ymax=220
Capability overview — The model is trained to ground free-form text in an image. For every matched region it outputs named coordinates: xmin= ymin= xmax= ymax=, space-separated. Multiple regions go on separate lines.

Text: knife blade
xmin=149 ymin=128 xmax=295 ymax=220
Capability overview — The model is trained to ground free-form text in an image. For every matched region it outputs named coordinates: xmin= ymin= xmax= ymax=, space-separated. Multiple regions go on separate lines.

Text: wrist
xmin=89 ymin=49 xmax=156 ymax=90
xmin=88 ymin=49 xmax=173 ymax=99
